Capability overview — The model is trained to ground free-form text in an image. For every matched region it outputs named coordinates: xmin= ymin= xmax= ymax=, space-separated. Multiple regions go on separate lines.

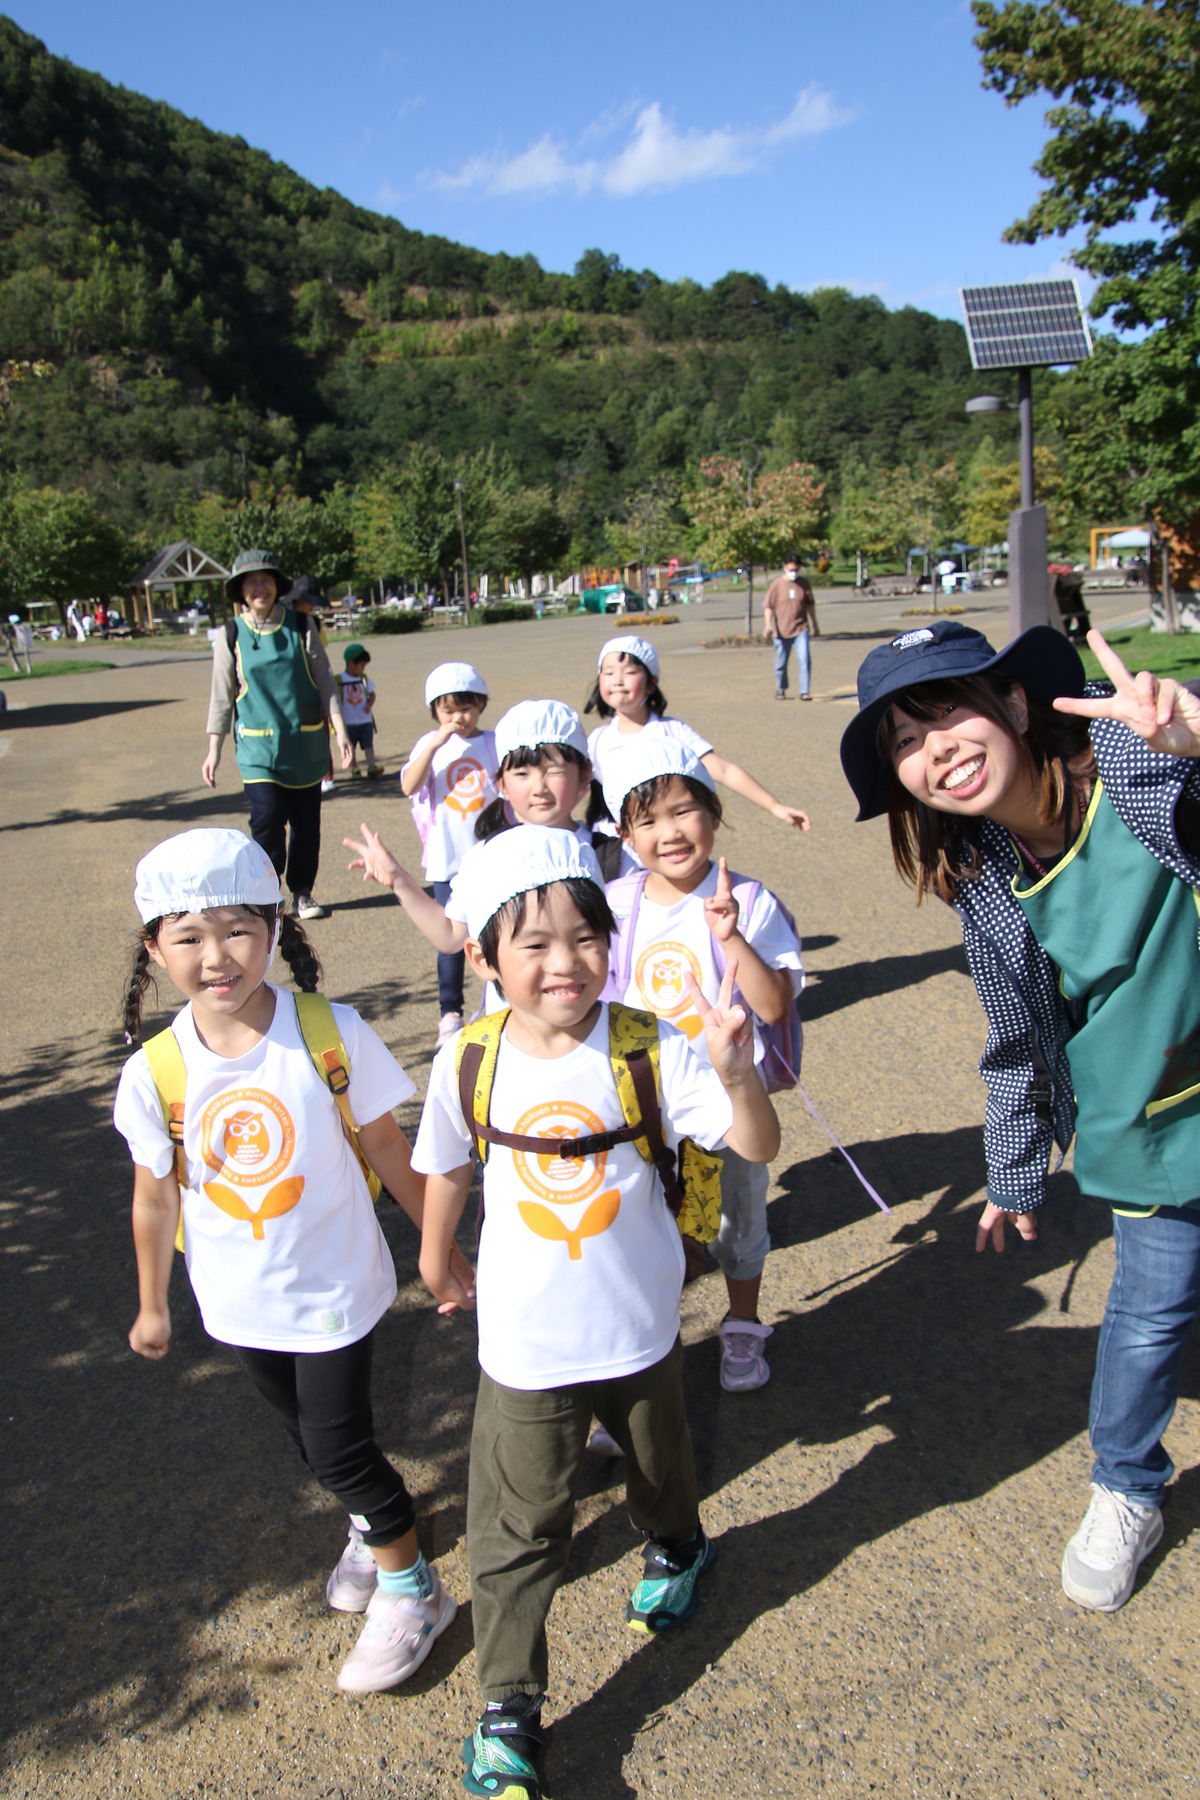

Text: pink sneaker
xmin=335 ymin=1572 xmax=456 ymax=1693
xmin=325 ymin=1525 xmax=378 ymax=1613
xmin=719 ymin=1319 xmax=773 ymax=1392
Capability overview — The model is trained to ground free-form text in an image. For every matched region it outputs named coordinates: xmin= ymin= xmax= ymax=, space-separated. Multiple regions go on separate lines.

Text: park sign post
xmin=959 ymin=280 xmax=1092 ymax=640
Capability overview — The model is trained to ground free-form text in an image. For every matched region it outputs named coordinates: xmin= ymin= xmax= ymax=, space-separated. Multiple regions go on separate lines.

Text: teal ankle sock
xmin=377 ymin=1550 xmax=432 ymax=1600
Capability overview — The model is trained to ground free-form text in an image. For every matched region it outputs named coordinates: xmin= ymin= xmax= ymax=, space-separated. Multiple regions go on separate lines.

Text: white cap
xmin=597 ymin=635 xmax=660 ymax=679
xmin=424 ymin=661 xmax=488 ymax=706
xmin=453 ymin=825 xmax=604 ymax=940
xmin=134 ymin=829 xmax=281 ymax=924
xmin=493 ymin=699 xmax=589 ymax=767
xmin=601 ymin=738 xmax=715 ymax=827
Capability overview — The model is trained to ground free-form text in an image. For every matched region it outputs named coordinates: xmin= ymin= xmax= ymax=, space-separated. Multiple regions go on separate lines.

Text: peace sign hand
xmin=702 ymin=856 xmax=741 ymax=943
xmin=1054 ymin=630 xmax=1200 ymax=758
xmin=685 ymin=959 xmax=755 ymax=1084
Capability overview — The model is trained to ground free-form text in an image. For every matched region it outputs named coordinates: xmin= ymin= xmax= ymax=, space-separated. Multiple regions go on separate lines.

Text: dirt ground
xmin=1 ymin=588 xmax=1197 ymax=1800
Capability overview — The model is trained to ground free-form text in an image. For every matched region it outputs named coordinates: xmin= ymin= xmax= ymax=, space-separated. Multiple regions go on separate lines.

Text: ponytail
xmin=122 ymin=937 xmax=158 ymax=1045
xmin=277 ymin=912 xmax=322 ymax=992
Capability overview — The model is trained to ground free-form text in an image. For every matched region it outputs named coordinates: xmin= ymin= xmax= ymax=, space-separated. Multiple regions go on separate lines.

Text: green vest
xmin=232 ymin=612 xmax=328 ymax=789
xmin=1013 ymin=780 xmax=1200 ymax=1209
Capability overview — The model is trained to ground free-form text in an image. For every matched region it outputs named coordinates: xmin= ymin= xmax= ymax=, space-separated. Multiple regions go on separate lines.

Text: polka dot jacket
xmin=946 ymin=689 xmax=1200 ymax=1213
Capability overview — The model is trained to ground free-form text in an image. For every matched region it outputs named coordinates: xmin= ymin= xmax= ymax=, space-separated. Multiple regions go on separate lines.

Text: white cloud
xmin=419 ymin=86 xmax=850 ymax=200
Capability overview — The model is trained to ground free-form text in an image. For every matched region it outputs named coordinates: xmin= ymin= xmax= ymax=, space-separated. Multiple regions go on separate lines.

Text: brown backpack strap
xmin=457 ymin=1039 xmax=487 ymax=1165
xmin=625 ymin=1045 xmax=686 ymax=1217
xmin=475 ymin=1119 xmax=643 ymax=1158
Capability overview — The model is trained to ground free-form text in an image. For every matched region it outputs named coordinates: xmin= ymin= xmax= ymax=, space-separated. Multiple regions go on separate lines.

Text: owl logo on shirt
xmin=634 ymin=940 xmax=705 ymax=1040
xmin=510 ymin=1101 xmax=620 ymax=1261
xmin=445 ymin=756 xmax=487 ymax=816
xmin=198 ymin=1088 xmax=303 ymax=1241
xmin=222 ymin=1110 xmax=271 ymax=1169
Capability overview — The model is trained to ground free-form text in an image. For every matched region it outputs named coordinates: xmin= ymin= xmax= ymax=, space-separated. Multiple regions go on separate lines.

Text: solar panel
xmin=959 ymin=280 xmax=1093 ymax=370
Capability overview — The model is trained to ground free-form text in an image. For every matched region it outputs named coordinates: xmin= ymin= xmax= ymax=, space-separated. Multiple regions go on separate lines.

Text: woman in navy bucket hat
xmin=842 ymin=619 xmax=1200 ymax=1615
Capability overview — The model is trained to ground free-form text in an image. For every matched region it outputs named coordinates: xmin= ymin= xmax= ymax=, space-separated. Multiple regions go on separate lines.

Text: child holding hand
xmin=603 ymin=738 xmax=803 ymax=1392
xmin=400 ymin=663 xmax=497 ymax=1045
xmin=113 ymin=829 xmax=467 ymax=1695
xmin=409 ymin=825 xmax=779 ymax=1800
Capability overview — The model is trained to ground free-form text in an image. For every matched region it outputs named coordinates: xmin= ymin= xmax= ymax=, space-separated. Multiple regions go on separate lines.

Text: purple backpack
xmin=605 ymin=869 xmax=803 ymax=1094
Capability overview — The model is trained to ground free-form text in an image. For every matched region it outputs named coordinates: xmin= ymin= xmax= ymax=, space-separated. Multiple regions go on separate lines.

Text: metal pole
xmin=454 ymin=480 xmax=470 ymax=626
xmin=745 ymin=463 xmax=754 ymax=635
xmin=1017 ymin=368 xmax=1035 ymax=509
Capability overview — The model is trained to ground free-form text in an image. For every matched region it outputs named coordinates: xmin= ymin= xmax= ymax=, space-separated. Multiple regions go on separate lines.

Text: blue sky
xmin=12 ymin=0 xmax=1088 ymax=320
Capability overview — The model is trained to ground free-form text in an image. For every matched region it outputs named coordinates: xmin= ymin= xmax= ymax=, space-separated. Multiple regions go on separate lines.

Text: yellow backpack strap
xmin=141 ymin=1027 xmax=188 ymax=1252
xmin=294 ymin=992 xmax=381 ymax=1200
xmin=453 ymin=1011 xmax=510 ymax=1164
xmin=607 ymin=1001 xmax=723 ymax=1244
xmin=608 ymin=1002 xmax=662 ymax=1168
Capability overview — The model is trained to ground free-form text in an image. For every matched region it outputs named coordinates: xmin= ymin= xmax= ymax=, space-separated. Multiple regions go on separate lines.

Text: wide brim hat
xmin=284 ymin=573 xmax=328 ymax=610
xmin=840 ymin=620 xmax=1085 ymax=821
xmin=226 ymin=548 xmax=291 ymax=601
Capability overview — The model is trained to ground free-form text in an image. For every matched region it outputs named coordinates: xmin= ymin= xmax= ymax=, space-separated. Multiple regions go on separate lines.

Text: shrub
xmin=367 ymin=610 xmax=425 ymax=635
xmin=479 ymin=603 xmax=535 ymax=624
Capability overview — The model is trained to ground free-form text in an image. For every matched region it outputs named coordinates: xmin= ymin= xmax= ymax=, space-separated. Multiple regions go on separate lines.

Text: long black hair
xmin=122 ymin=906 xmax=322 ymax=1044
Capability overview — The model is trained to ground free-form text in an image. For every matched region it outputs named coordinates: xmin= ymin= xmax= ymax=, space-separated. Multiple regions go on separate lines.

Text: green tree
xmin=605 ymin=477 xmax=681 ymax=574
xmin=354 ymin=447 xmax=458 ymax=598
xmin=688 ymin=456 xmax=826 ymax=627
xmin=488 ymin=485 xmax=570 ymax=595
xmin=178 ymin=484 xmax=355 ymax=590
xmin=974 ymin=0 xmax=1200 ymax=529
xmin=831 ymin=454 xmax=901 ymax=579
xmin=1 ymin=485 xmax=132 ymax=625
xmin=963 ymin=445 xmax=1065 ymax=549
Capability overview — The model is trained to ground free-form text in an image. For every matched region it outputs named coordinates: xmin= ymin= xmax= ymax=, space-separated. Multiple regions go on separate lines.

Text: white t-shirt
xmin=412 ymin=1005 xmax=733 ymax=1389
xmin=609 ymin=865 xmax=803 ymax=1068
xmin=338 ymin=671 xmax=376 ymax=726
xmin=403 ymin=728 xmax=498 ymax=881
xmin=586 ymin=715 xmax=715 ymax=803
xmin=113 ymin=988 xmax=415 ymax=1353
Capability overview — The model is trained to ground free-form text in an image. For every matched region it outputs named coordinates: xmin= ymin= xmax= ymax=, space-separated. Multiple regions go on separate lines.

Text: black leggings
xmin=234 ymin=1330 xmax=414 ymax=1546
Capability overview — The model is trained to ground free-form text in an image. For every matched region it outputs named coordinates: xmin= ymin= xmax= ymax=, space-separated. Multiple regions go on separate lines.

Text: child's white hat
xmin=598 ymin=635 xmax=660 ymax=679
xmin=134 ymin=829 xmax=280 ymax=924
xmin=453 ymin=824 xmax=604 ymax=940
xmin=601 ymin=738 xmax=715 ymax=827
xmin=493 ymin=699 xmax=589 ymax=767
xmin=425 ymin=662 xmax=488 ymax=706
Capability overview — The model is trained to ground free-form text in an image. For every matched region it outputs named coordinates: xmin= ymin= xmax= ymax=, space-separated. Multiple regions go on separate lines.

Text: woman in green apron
xmin=840 ymin=619 xmax=1200 ymax=1613
xmin=203 ymin=550 xmax=352 ymax=919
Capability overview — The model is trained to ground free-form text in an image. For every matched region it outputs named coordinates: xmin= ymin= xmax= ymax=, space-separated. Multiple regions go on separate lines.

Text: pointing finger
xmin=1085 ymin=628 xmax=1135 ymax=691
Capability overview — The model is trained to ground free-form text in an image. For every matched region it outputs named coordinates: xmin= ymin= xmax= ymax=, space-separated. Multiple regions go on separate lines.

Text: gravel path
xmin=1 ymin=589 xmax=1196 ymax=1800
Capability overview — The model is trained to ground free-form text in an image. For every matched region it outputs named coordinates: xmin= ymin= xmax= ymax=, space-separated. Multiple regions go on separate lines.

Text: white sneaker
xmin=719 ymin=1319 xmax=773 ymax=1392
xmin=1061 ymin=1483 xmax=1163 ymax=1611
xmin=335 ymin=1573 xmax=456 ymax=1693
xmin=587 ymin=1424 xmax=623 ymax=1457
xmin=320 ymin=777 xmax=337 ymax=795
xmin=325 ymin=1524 xmax=378 ymax=1613
xmin=294 ymin=892 xmax=328 ymax=920
xmin=436 ymin=1011 xmax=464 ymax=1048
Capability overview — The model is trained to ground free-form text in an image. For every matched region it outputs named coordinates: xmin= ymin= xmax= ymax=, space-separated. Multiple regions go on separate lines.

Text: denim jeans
xmin=773 ymin=631 xmax=810 ymax=695
xmin=1090 ymin=1205 xmax=1200 ymax=1505
xmin=432 ymin=878 xmax=466 ymax=1016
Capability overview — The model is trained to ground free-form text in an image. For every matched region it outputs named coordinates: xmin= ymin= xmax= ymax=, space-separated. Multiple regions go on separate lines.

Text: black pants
xmin=246 ymin=780 xmax=322 ymax=898
xmin=234 ymin=1331 xmax=415 ymax=1546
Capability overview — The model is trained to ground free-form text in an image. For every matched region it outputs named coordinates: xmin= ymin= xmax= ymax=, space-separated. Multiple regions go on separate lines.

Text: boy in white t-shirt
xmin=337 ymin=642 xmax=380 ymax=778
xmin=603 ymin=738 xmax=803 ymax=1396
xmin=412 ymin=827 xmax=779 ymax=1800
xmin=400 ymin=662 xmax=497 ymax=1046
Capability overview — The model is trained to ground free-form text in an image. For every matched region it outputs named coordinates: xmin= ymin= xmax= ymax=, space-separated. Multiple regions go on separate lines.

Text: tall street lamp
xmin=453 ymin=478 xmax=470 ymax=623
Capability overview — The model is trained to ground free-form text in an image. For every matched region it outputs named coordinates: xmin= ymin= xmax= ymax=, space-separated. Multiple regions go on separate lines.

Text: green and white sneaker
xmin=626 ymin=1530 xmax=715 ymax=1634
xmin=462 ymin=1694 xmax=544 ymax=1799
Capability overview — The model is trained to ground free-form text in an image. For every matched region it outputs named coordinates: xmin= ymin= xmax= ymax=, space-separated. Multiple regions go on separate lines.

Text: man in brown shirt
xmin=763 ymin=554 xmax=819 ymax=699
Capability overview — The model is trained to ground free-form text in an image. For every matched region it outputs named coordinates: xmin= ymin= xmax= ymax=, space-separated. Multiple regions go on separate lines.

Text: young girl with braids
xmin=114 ymin=829 xmax=470 ymax=1695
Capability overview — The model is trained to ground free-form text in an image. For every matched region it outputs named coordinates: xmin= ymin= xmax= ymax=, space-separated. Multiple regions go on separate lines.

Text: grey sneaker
xmin=335 ymin=1572 xmax=456 ymax=1693
xmin=294 ymin=892 xmax=328 ymax=920
xmin=1061 ymin=1483 xmax=1164 ymax=1611
xmin=719 ymin=1318 xmax=772 ymax=1392
xmin=436 ymin=1011 xmax=464 ymax=1048
xmin=326 ymin=1524 xmax=378 ymax=1614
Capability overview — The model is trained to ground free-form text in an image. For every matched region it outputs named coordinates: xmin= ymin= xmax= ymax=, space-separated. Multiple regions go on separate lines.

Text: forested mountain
xmin=0 ymin=14 xmax=1001 ymax=549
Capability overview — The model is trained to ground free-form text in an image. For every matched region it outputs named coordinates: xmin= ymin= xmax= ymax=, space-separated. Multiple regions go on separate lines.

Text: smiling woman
xmin=841 ymin=617 xmax=1200 ymax=1618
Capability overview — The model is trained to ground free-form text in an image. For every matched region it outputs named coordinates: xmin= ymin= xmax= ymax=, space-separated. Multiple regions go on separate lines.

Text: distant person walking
xmin=202 ymin=549 xmax=351 ymax=920
xmin=763 ymin=554 xmax=819 ymax=701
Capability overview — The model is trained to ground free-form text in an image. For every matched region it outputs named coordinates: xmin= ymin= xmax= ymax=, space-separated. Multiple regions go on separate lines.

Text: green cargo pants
xmin=467 ymin=1336 xmax=700 ymax=1701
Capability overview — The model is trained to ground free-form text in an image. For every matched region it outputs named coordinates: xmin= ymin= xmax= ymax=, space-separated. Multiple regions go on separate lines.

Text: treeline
xmin=0 ymin=15 xmax=1008 ymax=564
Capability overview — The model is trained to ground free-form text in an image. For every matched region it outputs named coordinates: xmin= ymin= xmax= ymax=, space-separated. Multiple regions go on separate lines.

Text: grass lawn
xmin=1081 ymin=625 xmax=1200 ymax=684
xmin=0 ymin=658 xmax=115 ymax=682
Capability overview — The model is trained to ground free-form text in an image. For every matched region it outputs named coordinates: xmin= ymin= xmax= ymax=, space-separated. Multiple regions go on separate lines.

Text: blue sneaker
xmin=462 ymin=1694 xmax=544 ymax=1799
xmin=626 ymin=1530 xmax=715 ymax=1634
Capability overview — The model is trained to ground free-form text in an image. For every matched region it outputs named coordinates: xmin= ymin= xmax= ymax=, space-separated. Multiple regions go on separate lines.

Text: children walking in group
xmin=602 ymin=738 xmax=803 ymax=1392
xmin=840 ymin=620 xmax=1200 ymax=1613
xmin=114 ymin=829 xmax=469 ymax=1694
xmin=400 ymin=663 xmax=497 ymax=1045
xmin=410 ymin=826 xmax=780 ymax=1800
xmin=338 ymin=642 xmax=381 ymax=779
xmin=584 ymin=633 xmax=812 ymax=843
